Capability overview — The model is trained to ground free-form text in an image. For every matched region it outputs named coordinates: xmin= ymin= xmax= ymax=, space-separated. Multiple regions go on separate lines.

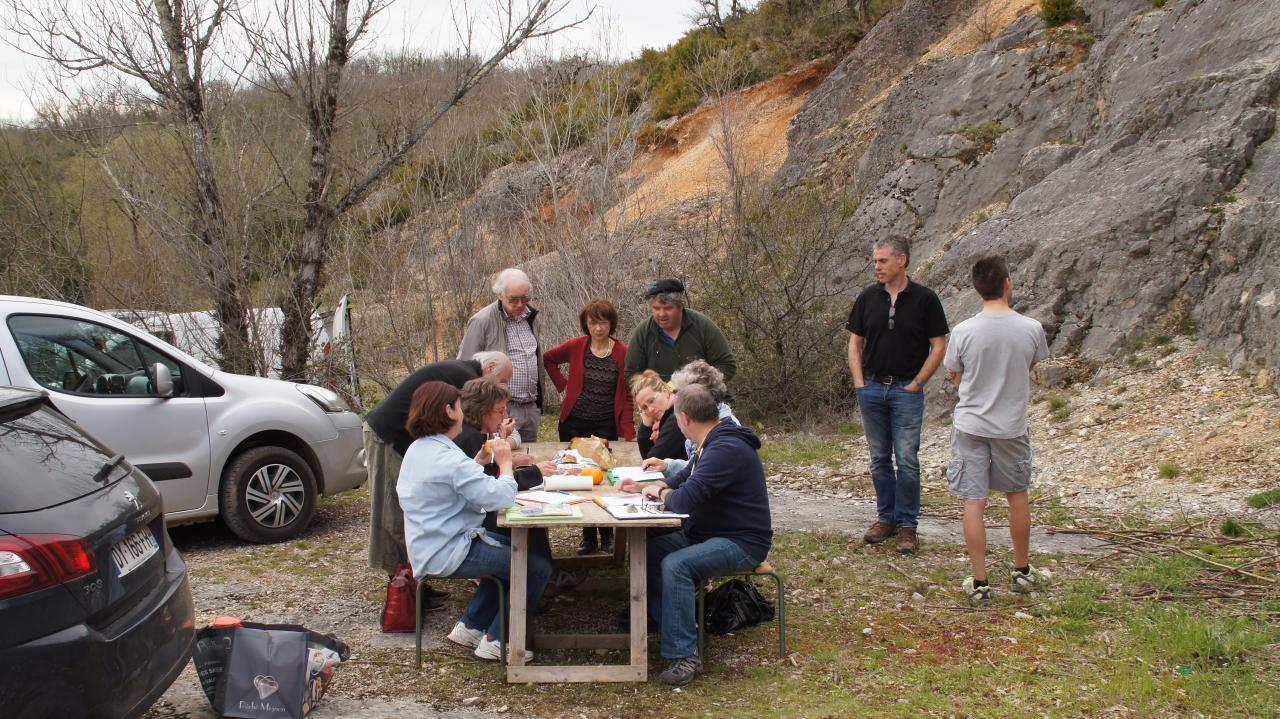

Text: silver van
xmin=0 ymin=295 xmax=366 ymax=542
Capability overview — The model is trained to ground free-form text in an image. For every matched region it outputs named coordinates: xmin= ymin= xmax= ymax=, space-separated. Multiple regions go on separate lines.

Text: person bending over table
xmin=630 ymin=370 xmax=688 ymax=462
xmin=616 ymin=384 xmax=772 ymax=687
xmin=544 ymin=298 xmax=636 ymax=556
xmin=398 ymin=380 xmax=553 ymax=662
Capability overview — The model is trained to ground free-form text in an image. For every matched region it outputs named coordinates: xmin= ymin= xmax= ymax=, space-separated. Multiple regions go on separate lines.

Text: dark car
xmin=0 ymin=386 xmax=194 ymax=719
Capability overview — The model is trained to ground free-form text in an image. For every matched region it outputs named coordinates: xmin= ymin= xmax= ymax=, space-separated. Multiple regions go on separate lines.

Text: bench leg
xmin=415 ymin=580 xmax=426 ymax=669
xmin=766 ymin=572 xmax=786 ymax=657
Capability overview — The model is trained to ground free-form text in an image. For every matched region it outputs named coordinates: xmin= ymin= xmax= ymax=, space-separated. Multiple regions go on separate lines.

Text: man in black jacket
xmin=620 ymin=384 xmax=772 ymax=686
xmin=363 ymin=352 xmax=513 ymax=577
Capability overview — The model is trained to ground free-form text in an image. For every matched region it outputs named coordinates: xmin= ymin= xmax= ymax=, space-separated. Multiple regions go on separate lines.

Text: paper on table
xmin=608 ymin=466 xmax=665 ymax=483
xmin=504 ymin=504 xmax=583 ymax=522
xmin=604 ymin=501 xmax=688 ymax=520
xmin=517 ymin=490 xmax=590 ymax=505
xmin=543 ymin=475 xmax=593 ymax=491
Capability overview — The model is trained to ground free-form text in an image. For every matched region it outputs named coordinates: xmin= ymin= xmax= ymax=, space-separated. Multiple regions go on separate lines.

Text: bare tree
xmin=678 ymin=51 xmax=857 ymax=418
xmin=236 ymin=0 xmax=585 ymax=381
xmin=690 ymin=0 xmax=728 ymax=38
xmin=847 ymin=0 xmax=868 ymax=27
xmin=3 ymin=0 xmax=256 ymax=373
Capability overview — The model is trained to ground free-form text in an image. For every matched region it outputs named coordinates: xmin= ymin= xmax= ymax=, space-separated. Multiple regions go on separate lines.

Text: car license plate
xmin=112 ymin=528 xmax=159 ymax=578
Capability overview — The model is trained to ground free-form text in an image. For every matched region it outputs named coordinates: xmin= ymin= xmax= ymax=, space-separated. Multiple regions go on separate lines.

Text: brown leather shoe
xmin=863 ymin=521 xmax=897 ymax=544
xmin=896 ymin=527 xmax=919 ymax=554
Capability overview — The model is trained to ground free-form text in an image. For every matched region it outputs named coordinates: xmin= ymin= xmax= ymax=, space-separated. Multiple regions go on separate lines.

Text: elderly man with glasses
xmin=459 ymin=268 xmax=546 ymax=441
xmin=846 ymin=236 xmax=949 ymax=554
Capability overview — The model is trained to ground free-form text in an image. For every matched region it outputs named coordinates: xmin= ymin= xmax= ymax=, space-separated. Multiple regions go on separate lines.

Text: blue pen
xmin=556 ymin=490 xmax=573 ymax=496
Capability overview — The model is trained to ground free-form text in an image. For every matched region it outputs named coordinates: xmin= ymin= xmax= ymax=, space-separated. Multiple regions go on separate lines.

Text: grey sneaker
xmin=962 ymin=576 xmax=991 ymax=607
xmin=659 ymin=655 xmax=703 ymax=686
xmin=1011 ymin=565 xmax=1052 ymax=594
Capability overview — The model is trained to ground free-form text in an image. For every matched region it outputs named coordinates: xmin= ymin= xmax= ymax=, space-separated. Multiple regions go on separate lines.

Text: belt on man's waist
xmin=867 ymin=375 xmax=910 ymax=384
xmin=509 ymin=398 xmax=537 ymax=405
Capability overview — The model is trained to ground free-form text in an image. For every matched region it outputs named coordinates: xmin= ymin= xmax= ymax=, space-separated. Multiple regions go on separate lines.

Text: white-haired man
xmin=458 ymin=268 xmax=546 ymax=441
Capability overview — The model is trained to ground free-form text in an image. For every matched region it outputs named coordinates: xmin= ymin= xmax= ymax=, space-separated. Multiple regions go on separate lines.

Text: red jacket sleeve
xmin=614 ymin=340 xmax=636 ymax=440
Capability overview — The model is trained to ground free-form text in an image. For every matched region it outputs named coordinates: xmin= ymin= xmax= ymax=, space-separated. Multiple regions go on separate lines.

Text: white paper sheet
xmin=542 ymin=475 xmax=594 ymax=491
xmin=608 ymin=466 xmax=665 ymax=483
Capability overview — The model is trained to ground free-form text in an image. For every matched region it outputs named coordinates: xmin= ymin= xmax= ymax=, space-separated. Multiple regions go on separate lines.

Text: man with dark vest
xmin=363 ymin=352 xmax=513 ymax=581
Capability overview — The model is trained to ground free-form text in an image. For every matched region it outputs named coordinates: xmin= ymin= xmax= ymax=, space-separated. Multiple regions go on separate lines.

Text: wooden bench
xmin=696 ymin=562 xmax=786 ymax=657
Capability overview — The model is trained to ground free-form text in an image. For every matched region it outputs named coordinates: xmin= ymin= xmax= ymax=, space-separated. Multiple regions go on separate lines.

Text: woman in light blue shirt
xmin=398 ymin=381 xmax=553 ymax=662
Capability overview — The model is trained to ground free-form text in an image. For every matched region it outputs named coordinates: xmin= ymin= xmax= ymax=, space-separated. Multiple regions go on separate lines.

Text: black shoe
xmin=419 ymin=595 xmax=447 ymax=616
xmin=422 ymin=583 xmax=450 ymax=600
xmin=576 ymin=538 xmax=599 ymax=555
xmin=599 ymin=529 xmax=614 ymax=554
xmin=659 ymin=655 xmax=702 ymax=686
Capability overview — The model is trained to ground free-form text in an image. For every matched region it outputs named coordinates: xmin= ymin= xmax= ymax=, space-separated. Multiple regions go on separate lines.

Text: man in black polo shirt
xmin=846 ymin=236 xmax=949 ymax=554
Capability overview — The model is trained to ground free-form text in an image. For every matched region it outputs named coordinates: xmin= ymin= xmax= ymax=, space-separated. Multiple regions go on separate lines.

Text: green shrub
xmin=1040 ymin=0 xmax=1083 ymax=26
xmin=1157 ymin=461 xmax=1182 ymax=479
xmin=960 ymin=120 xmax=1007 ymax=146
xmin=1246 ymin=488 xmax=1280 ymax=509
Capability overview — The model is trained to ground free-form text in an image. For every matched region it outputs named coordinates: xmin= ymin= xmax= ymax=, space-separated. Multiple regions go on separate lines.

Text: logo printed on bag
xmin=253 ymin=675 xmax=280 ymax=700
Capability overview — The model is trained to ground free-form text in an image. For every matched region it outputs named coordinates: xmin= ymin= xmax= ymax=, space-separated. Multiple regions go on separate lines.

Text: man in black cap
xmin=625 ymin=279 xmax=736 ymax=450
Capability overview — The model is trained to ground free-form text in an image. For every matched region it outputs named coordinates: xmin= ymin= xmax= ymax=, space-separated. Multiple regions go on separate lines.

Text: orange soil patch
xmin=611 ymin=58 xmax=835 ymax=225
xmin=922 ymin=0 xmax=1039 ymax=61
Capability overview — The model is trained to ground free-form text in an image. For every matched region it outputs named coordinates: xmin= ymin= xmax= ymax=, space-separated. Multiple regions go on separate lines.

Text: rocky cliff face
xmin=798 ymin=0 xmax=1280 ymax=370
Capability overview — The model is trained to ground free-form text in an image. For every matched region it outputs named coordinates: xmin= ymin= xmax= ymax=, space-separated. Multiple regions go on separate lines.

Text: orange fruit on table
xmin=580 ymin=467 xmax=605 ymax=485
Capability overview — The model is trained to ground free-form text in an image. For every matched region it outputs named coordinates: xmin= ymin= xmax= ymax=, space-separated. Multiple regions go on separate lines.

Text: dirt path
xmin=768 ymin=486 xmax=1104 ymax=552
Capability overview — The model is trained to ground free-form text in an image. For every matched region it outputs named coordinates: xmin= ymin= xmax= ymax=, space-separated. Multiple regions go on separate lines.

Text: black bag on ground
xmin=194 ymin=619 xmax=350 ymax=719
xmin=702 ymin=578 xmax=774 ymax=635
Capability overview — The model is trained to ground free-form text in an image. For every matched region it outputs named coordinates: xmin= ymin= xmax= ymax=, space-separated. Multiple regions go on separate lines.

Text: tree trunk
xmin=155 ymin=0 xmax=253 ymax=374
xmin=281 ymin=212 xmax=335 ymax=381
xmin=280 ymin=0 xmax=349 ymax=382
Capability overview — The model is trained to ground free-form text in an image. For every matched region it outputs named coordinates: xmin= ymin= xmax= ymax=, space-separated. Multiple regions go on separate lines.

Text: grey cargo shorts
xmin=946 ymin=428 xmax=1033 ymax=500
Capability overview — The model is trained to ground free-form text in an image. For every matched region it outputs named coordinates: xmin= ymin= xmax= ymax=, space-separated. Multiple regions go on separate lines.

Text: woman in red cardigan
xmin=544 ymin=298 xmax=635 ymax=555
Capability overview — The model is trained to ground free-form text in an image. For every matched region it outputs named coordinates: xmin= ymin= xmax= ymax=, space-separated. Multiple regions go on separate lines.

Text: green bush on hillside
xmin=1041 ymin=0 xmax=1084 ymax=27
xmin=633 ymin=0 xmax=891 ymax=126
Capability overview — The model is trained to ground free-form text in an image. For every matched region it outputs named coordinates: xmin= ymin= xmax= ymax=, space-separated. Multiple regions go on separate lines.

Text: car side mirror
xmin=150 ymin=363 xmax=174 ymax=397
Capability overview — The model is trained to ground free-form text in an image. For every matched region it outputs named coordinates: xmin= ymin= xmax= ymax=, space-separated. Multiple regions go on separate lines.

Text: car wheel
xmin=220 ymin=446 xmax=317 ymax=543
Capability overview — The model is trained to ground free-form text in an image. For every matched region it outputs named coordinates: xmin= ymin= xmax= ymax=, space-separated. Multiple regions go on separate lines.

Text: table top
xmin=499 ymin=441 xmax=680 ymax=529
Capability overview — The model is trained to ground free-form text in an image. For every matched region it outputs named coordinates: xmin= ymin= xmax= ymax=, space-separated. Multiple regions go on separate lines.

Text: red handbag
xmin=380 ymin=563 xmax=417 ymax=633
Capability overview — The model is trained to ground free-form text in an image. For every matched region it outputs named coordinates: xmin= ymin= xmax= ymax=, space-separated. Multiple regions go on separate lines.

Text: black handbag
xmin=703 ymin=578 xmax=775 ymax=635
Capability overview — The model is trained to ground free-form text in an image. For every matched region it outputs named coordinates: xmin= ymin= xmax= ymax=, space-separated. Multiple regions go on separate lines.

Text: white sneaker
xmin=1011 ymin=565 xmax=1053 ymax=594
xmin=474 ymin=636 xmax=533 ymax=662
xmin=446 ymin=621 xmax=484 ymax=649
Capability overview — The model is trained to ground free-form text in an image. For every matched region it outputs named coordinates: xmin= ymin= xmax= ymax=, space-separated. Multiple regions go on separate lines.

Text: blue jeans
xmin=648 ymin=531 xmax=755 ymax=659
xmin=447 ymin=530 xmax=552 ymax=640
xmin=856 ymin=381 xmax=926 ymax=528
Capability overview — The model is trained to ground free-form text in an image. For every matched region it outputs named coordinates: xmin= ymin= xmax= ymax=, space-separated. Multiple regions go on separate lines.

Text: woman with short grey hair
xmin=660 ymin=360 xmax=740 ymax=476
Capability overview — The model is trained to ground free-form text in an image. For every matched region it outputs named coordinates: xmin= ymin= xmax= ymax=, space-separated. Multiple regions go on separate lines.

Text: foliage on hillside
xmin=635 ymin=0 xmax=893 ymax=124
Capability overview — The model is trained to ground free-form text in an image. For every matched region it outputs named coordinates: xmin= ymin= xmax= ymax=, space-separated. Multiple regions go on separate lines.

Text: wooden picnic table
xmin=498 ymin=441 xmax=680 ymax=683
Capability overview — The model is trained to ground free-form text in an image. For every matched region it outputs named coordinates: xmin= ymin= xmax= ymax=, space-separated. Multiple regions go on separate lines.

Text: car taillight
xmin=0 ymin=534 xmax=96 ymax=600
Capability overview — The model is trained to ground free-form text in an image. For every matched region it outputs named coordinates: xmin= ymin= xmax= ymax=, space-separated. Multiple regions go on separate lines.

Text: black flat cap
xmin=643 ymin=279 xmax=685 ymax=299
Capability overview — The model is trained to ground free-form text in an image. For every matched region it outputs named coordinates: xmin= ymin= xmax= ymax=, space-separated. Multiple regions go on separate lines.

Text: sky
xmin=0 ymin=0 xmax=700 ymax=123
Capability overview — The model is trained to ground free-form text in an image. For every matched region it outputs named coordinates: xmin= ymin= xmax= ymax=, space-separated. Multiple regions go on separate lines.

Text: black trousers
xmin=558 ymin=413 xmax=617 ymax=544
